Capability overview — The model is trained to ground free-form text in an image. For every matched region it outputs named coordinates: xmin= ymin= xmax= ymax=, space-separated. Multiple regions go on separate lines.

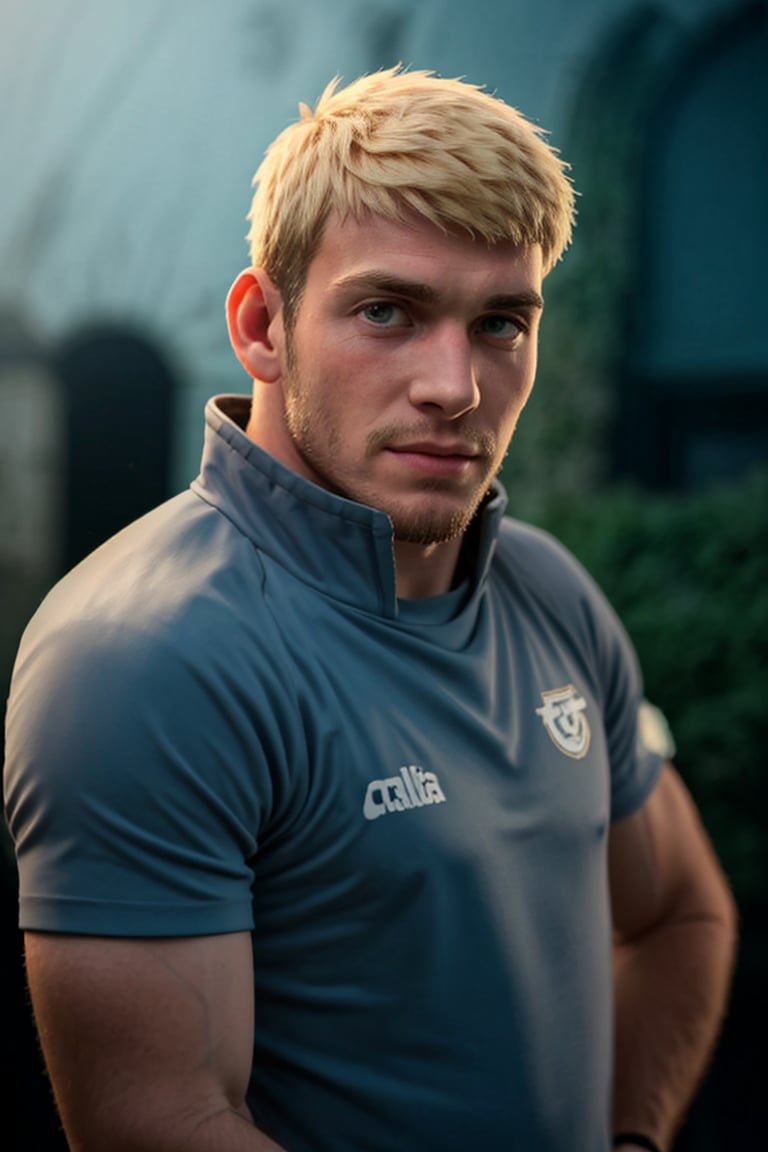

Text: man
xmin=4 ymin=68 xmax=736 ymax=1152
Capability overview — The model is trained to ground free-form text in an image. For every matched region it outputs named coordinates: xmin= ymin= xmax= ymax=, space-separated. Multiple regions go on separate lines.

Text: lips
xmin=382 ymin=441 xmax=484 ymax=480
xmin=387 ymin=441 xmax=479 ymax=458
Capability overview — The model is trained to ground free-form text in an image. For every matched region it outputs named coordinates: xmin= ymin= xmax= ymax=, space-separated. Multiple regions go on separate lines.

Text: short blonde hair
xmin=247 ymin=67 xmax=575 ymax=323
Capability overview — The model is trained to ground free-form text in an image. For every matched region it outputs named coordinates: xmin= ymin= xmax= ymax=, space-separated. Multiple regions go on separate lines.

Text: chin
xmin=389 ymin=503 xmax=480 ymax=546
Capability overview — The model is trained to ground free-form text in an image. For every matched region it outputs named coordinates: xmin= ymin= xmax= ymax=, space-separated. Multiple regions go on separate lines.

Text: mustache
xmin=366 ymin=422 xmax=496 ymax=457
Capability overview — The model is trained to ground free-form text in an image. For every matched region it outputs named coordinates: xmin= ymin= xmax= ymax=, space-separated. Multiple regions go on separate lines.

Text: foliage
xmin=534 ymin=470 xmax=768 ymax=907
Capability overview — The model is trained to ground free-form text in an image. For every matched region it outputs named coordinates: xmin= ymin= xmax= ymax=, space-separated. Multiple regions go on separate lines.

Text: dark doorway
xmin=56 ymin=325 xmax=176 ymax=572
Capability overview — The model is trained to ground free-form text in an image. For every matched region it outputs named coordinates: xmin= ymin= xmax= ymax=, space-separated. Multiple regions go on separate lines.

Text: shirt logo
xmin=363 ymin=765 xmax=447 ymax=821
xmin=535 ymin=684 xmax=591 ymax=759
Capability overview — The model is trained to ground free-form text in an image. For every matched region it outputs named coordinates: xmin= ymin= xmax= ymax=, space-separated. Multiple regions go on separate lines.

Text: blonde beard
xmin=284 ymin=363 xmax=499 ymax=545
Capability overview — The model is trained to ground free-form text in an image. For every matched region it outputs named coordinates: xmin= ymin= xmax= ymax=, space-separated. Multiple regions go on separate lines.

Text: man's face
xmin=273 ymin=212 xmax=543 ymax=544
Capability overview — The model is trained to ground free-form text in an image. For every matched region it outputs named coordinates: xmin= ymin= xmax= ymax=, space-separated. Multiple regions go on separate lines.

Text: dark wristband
xmin=612 ymin=1134 xmax=663 ymax=1152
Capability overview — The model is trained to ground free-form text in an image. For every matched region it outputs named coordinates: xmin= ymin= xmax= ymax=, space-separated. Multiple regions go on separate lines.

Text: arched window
xmin=621 ymin=1 xmax=768 ymax=488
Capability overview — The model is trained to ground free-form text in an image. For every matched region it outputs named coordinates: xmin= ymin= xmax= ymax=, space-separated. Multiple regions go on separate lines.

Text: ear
xmin=226 ymin=268 xmax=286 ymax=382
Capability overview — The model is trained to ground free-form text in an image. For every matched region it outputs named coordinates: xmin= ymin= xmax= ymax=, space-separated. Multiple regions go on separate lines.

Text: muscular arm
xmin=25 ymin=931 xmax=287 ymax=1152
xmin=609 ymin=764 xmax=737 ymax=1150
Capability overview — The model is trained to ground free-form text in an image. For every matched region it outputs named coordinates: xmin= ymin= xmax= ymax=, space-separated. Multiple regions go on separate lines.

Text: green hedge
xmin=534 ymin=470 xmax=768 ymax=907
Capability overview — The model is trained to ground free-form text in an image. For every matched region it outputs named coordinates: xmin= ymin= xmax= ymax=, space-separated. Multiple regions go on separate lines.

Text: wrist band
xmin=612 ymin=1134 xmax=663 ymax=1152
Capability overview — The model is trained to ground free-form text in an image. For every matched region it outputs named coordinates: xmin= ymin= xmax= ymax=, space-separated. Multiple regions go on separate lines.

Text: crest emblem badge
xmin=536 ymin=684 xmax=591 ymax=759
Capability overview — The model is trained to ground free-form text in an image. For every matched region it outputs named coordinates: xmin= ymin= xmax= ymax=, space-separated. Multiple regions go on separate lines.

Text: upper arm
xmin=25 ymin=930 xmax=255 ymax=1150
xmin=608 ymin=762 xmax=736 ymax=943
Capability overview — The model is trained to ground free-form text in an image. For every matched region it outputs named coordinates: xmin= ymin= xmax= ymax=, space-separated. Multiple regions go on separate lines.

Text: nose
xmin=407 ymin=324 xmax=480 ymax=419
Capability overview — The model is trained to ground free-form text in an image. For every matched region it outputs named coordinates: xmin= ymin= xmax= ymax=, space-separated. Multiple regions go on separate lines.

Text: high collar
xmin=191 ymin=396 xmax=508 ymax=622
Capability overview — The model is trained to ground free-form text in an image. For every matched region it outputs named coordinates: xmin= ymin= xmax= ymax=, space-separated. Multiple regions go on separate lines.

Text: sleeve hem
xmin=610 ymin=752 xmax=665 ymax=823
xmin=18 ymin=896 xmax=255 ymax=937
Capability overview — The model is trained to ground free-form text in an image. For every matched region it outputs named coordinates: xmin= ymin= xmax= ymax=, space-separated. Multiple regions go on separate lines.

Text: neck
xmin=393 ymin=537 xmax=464 ymax=600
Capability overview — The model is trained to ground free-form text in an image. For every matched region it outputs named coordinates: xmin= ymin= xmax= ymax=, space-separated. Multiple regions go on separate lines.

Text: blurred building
xmin=1 ymin=0 xmax=764 ymax=542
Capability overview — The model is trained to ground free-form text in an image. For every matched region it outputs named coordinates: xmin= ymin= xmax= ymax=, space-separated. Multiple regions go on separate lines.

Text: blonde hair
xmin=247 ymin=67 xmax=575 ymax=325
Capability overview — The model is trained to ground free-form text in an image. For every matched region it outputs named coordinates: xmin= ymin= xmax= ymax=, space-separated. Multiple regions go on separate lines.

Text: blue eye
xmin=479 ymin=315 xmax=522 ymax=338
xmin=360 ymin=302 xmax=404 ymax=326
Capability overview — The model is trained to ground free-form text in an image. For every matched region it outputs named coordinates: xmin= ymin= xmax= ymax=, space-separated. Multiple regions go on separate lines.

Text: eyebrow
xmin=484 ymin=290 xmax=545 ymax=312
xmin=333 ymin=272 xmax=544 ymax=312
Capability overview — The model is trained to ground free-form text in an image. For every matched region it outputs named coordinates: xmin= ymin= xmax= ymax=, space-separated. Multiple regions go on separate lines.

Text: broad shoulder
xmin=10 ymin=489 xmax=283 ymax=720
xmin=494 ymin=515 xmax=606 ymax=612
xmin=491 ymin=515 xmax=636 ymax=686
xmin=19 ymin=489 xmax=271 ymax=665
xmin=33 ymin=491 xmax=257 ymax=632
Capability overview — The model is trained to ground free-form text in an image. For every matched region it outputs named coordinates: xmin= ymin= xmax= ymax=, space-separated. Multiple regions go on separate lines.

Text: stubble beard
xmin=284 ymin=373 xmax=499 ymax=546
xmin=390 ymin=503 xmax=486 ymax=546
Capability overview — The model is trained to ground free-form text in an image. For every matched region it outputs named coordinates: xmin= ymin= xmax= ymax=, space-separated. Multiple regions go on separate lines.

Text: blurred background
xmin=1 ymin=0 xmax=766 ymax=1147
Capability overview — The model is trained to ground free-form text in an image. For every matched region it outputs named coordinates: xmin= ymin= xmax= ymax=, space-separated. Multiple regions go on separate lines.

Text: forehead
xmin=302 ymin=211 xmax=543 ymax=305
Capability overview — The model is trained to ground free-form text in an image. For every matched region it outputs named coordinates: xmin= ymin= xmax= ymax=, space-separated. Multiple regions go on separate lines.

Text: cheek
xmin=489 ymin=370 xmax=535 ymax=425
xmin=508 ymin=356 xmax=538 ymax=417
xmin=299 ymin=334 xmax=387 ymax=395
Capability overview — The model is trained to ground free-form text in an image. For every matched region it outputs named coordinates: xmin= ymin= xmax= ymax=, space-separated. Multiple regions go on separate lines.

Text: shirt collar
xmin=191 ymin=395 xmax=508 ymax=620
